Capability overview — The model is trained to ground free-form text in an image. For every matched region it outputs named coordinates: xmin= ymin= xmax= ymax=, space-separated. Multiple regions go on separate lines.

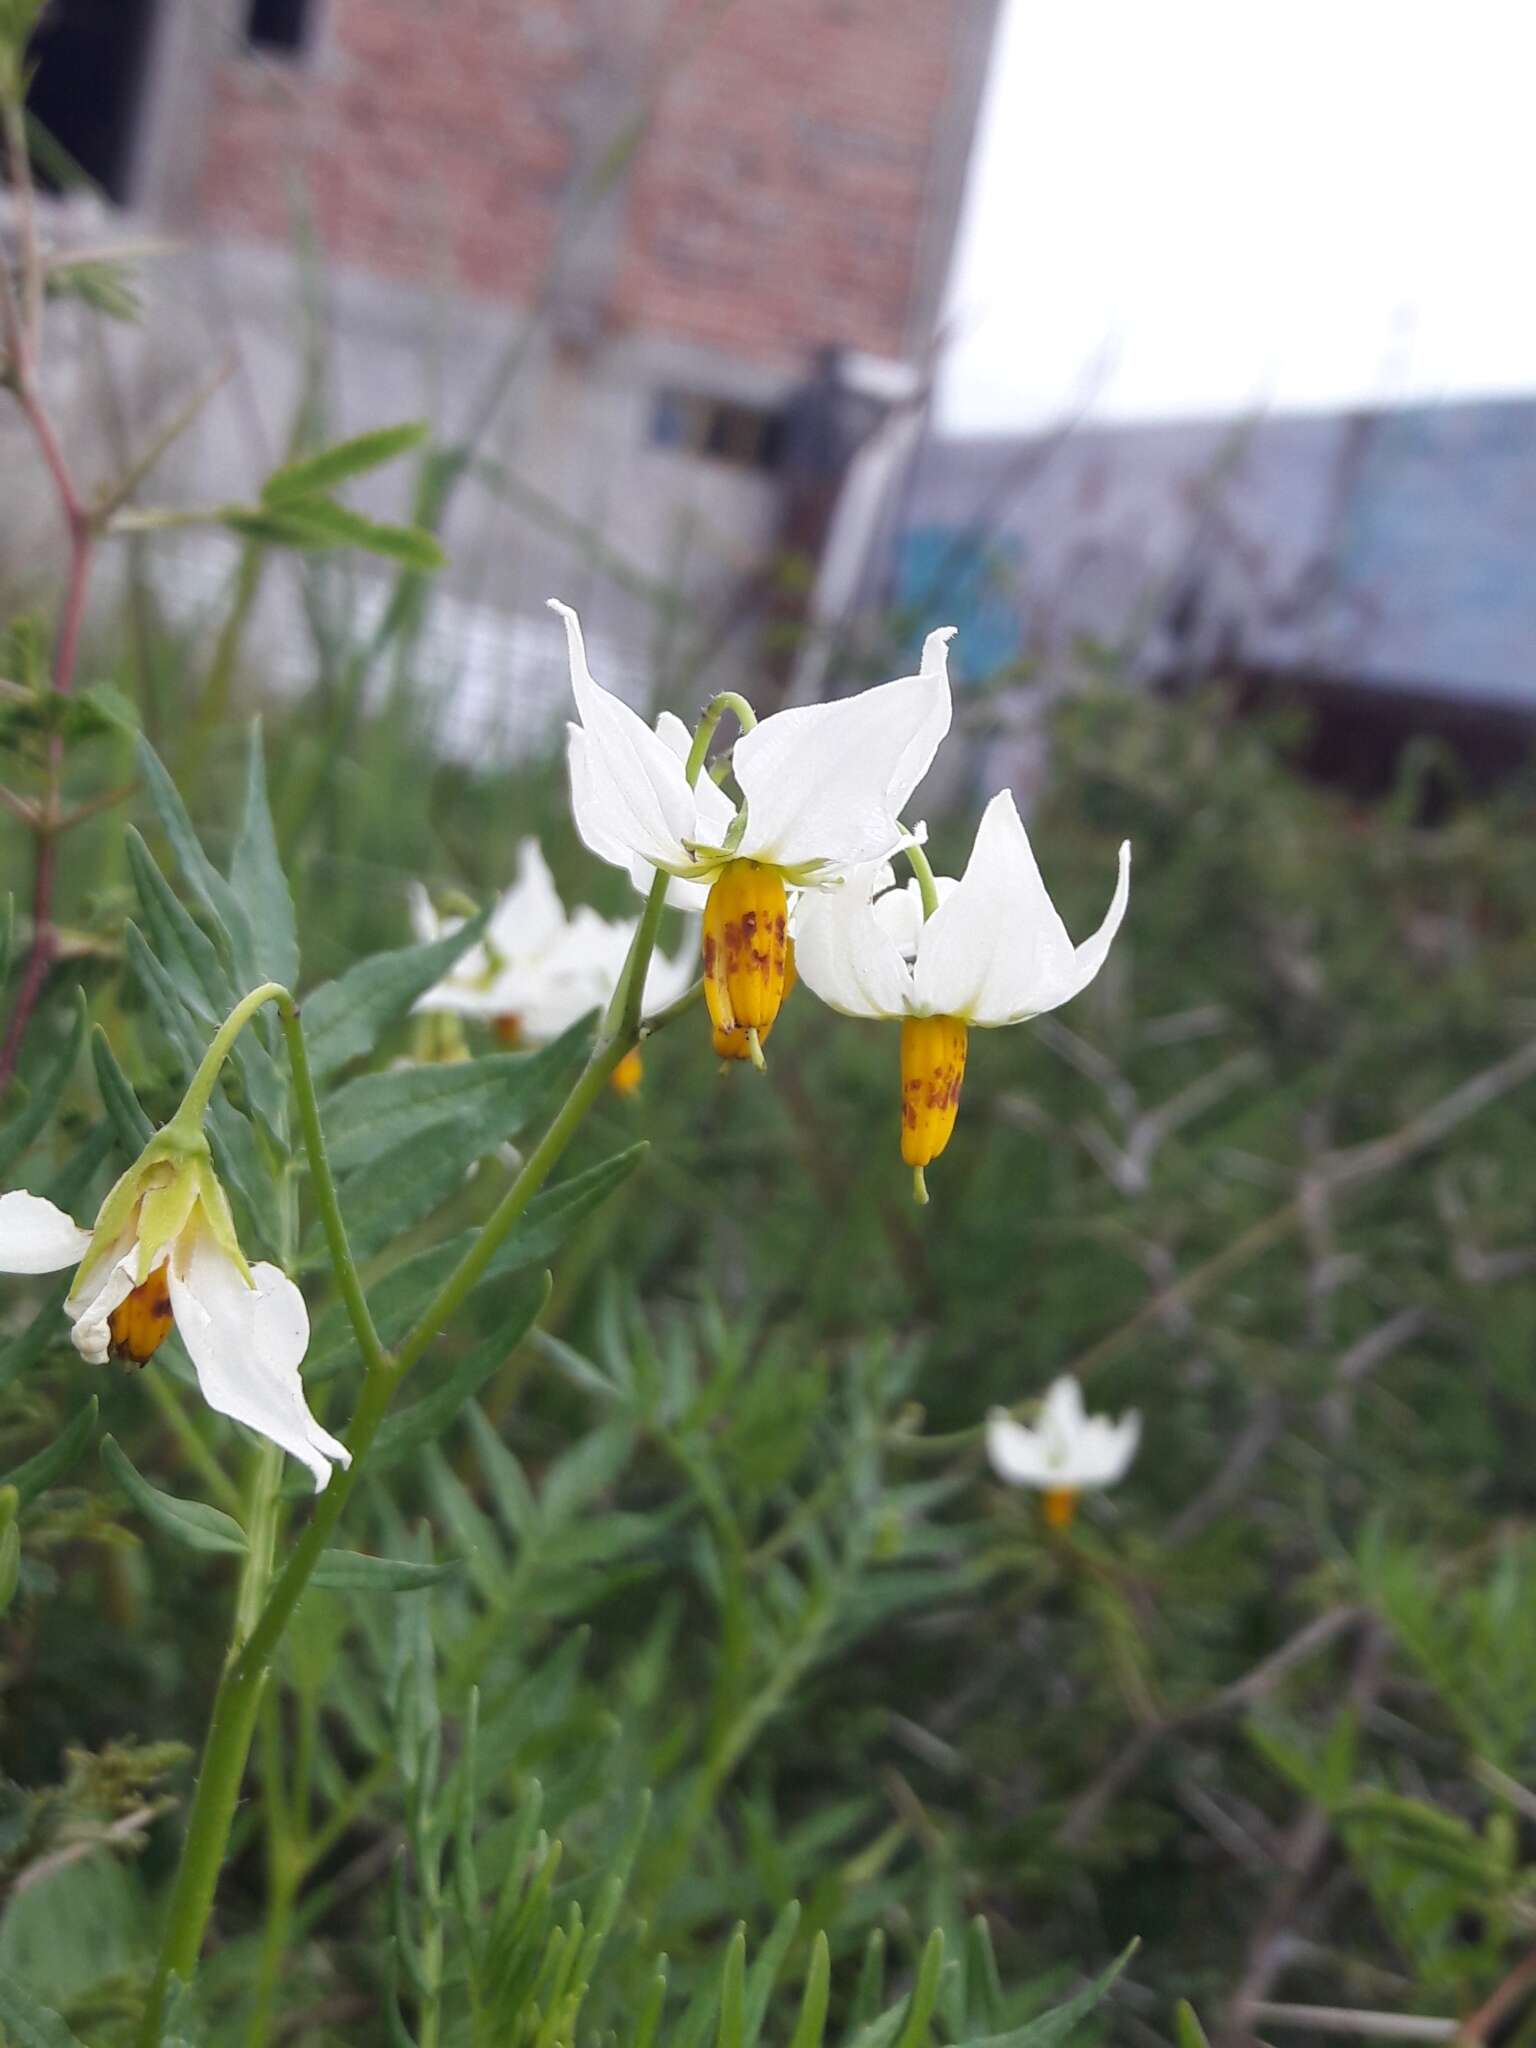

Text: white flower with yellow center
xmin=985 ymin=1374 xmax=1140 ymax=1530
xmin=795 ymin=791 xmax=1130 ymax=1197
xmin=552 ymin=598 xmax=954 ymax=1063
xmin=0 ymin=1139 xmax=348 ymax=1491
xmin=412 ymin=838 xmax=694 ymax=1091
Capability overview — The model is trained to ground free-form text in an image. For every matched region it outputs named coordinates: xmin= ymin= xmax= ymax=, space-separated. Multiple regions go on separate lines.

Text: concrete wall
xmin=892 ymin=401 xmax=1536 ymax=708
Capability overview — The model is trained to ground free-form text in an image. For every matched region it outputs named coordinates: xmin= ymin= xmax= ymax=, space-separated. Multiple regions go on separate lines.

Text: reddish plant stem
xmin=0 ymin=374 xmax=96 ymax=1091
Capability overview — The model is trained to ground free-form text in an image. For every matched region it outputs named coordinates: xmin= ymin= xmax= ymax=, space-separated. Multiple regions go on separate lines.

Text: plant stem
xmin=277 ymin=998 xmax=388 ymax=1375
xmin=902 ymin=841 xmax=941 ymax=921
xmin=172 ymin=982 xmax=291 ymax=1132
xmin=139 ymin=915 xmax=670 ymax=2035
xmin=683 ymin=689 xmax=758 ymax=785
xmin=0 ymin=98 xmax=97 ymax=1092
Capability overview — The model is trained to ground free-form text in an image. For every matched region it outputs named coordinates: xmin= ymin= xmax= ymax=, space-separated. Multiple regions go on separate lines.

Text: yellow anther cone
xmin=702 ymin=861 xmax=790 ymax=1043
xmin=107 ymin=1259 xmax=175 ymax=1366
xmin=1042 ymin=1487 xmax=1080 ymax=1531
xmin=899 ymin=1015 xmax=968 ymax=1167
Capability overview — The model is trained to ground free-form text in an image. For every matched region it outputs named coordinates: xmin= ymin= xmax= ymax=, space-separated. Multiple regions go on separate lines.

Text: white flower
xmin=986 ymin=1375 xmax=1140 ymax=1524
xmin=553 ymin=598 xmax=954 ymax=900
xmin=796 ymin=791 xmax=1130 ymax=1029
xmin=412 ymin=839 xmax=694 ymax=1045
xmin=0 ymin=1162 xmax=349 ymax=1493
xmin=553 ymin=598 xmax=954 ymax=1061
xmin=793 ymin=791 xmax=1130 ymax=1191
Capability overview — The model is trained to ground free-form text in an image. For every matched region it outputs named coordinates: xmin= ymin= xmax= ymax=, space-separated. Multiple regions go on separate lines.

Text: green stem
xmin=171 ymin=981 xmax=288 ymax=1134
xmin=246 ymin=1693 xmax=300 ymax=2048
xmin=682 ymin=689 xmax=757 ymax=786
xmin=641 ymin=976 xmax=705 ymax=1038
xmin=604 ymin=869 xmax=672 ymax=1042
xmin=277 ymin=998 xmax=388 ymax=1375
xmin=902 ymin=841 xmax=941 ymax=922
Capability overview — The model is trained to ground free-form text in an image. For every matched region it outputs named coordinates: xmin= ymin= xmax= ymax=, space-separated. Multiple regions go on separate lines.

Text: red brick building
xmin=22 ymin=0 xmax=997 ymax=724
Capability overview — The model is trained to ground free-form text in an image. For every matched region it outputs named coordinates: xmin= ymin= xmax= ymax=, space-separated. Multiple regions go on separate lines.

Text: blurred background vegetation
xmin=5 ymin=539 xmax=1536 ymax=2041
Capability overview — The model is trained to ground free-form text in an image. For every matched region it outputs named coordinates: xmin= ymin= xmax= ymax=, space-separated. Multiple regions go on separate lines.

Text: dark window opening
xmin=21 ymin=0 xmax=156 ymax=203
xmin=245 ymin=0 xmax=312 ymax=55
xmin=650 ymin=389 xmax=786 ymax=471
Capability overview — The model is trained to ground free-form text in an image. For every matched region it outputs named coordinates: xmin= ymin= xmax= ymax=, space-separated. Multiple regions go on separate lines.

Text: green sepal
xmin=194 ymin=1156 xmax=252 ymax=1283
xmin=68 ymin=1114 xmax=216 ymax=1293
xmin=134 ymin=1157 xmax=202 ymax=1283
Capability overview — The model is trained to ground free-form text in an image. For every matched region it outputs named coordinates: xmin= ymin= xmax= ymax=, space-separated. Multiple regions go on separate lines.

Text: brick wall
xmin=196 ymin=0 xmax=967 ymax=367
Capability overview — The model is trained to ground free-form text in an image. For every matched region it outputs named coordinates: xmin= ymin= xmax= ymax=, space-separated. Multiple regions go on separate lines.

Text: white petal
xmin=411 ymin=975 xmax=520 ymax=1020
xmin=406 ymin=882 xmax=442 ymax=946
xmin=794 ymin=889 xmax=916 ymax=1020
xmin=552 ymin=600 xmax=696 ymax=872
xmin=487 ymin=839 xmax=569 ymax=960
xmin=1039 ymin=1374 xmax=1087 ymax=1442
xmin=567 ymin=723 xmax=643 ymax=876
xmin=655 ymin=709 xmax=692 ymax=762
xmin=1061 ymin=841 xmax=1132 ymax=1005
xmin=0 ymin=1190 xmax=93 ymax=1274
xmin=984 ymin=1412 xmax=1055 ymax=1488
xmin=872 ymin=875 xmax=960 ymax=960
xmin=915 ymin=794 xmax=1126 ymax=1026
xmin=731 ymin=639 xmax=953 ymax=872
xmin=67 ymin=1244 xmax=139 ymax=1365
xmin=168 ymin=1235 xmax=350 ymax=1492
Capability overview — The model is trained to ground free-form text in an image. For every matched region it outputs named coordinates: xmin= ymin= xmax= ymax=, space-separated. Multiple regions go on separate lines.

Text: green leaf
xmin=461 ymin=1400 xmax=537 ymax=1535
xmin=4 ymin=1397 xmax=99 ymax=1507
xmin=123 ymin=921 xmax=204 ymax=1075
xmin=67 ymin=679 xmax=140 ymax=736
xmin=716 ymin=1927 xmax=747 ymax=2048
xmin=892 ymin=1929 xmax=944 ymax=2048
xmin=125 ymin=830 xmax=286 ymax=1141
xmin=744 ymin=1901 xmax=801 ymax=2044
xmin=300 ymin=905 xmax=494 ymax=1083
xmin=372 ymin=1316 xmax=543 ymax=1471
xmin=957 ymin=1941 xmax=1138 ymax=2048
xmin=92 ymin=1026 xmax=155 ymax=1154
xmin=1174 ymin=2003 xmax=1212 ymax=2048
xmin=850 ymin=1932 xmax=886 ymax=2031
xmin=0 ymin=1970 xmax=89 ymax=2047
xmin=329 ymin=1121 xmax=485 ymax=1265
xmin=788 ymin=1934 xmax=831 ymax=2048
xmin=0 ymin=1279 xmax=71 ymax=1396
xmin=0 ymin=991 xmax=86 ymax=1180
xmin=307 ymin=1149 xmax=643 ymax=1380
xmin=310 ymin=1550 xmax=460 ymax=1593
xmin=100 ymin=1435 xmax=249 ymax=1556
xmin=134 ymin=737 xmax=256 ymax=984
xmin=0 ymin=1519 xmax=19 ymax=1615
xmin=324 ymin=1016 xmax=594 ymax=1174
xmin=125 ymin=827 xmax=230 ymax=1024
xmin=228 ymin=721 xmax=299 ymax=991
xmin=44 ymin=259 xmax=141 ymax=323
xmin=632 ymin=1965 xmax=669 ymax=2048
xmin=261 ymin=421 xmax=430 ymax=505
xmin=222 ymin=499 xmax=445 ymax=570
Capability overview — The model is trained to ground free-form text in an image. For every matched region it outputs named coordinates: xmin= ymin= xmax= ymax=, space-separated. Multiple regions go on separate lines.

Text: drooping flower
xmin=0 ymin=1146 xmax=349 ymax=1492
xmin=795 ymin=791 xmax=1130 ymax=1195
xmin=553 ymin=599 xmax=953 ymax=1061
xmin=985 ymin=1374 xmax=1139 ymax=1529
xmin=412 ymin=838 xmax=694 ymax=1086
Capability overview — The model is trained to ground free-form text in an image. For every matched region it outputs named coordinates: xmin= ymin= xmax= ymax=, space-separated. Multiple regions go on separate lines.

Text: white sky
xmin=939 ymin=0 xmax=1536 ymax=434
